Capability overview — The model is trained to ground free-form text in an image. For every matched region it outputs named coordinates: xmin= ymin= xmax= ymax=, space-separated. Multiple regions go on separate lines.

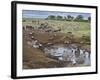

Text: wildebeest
xmin=39 ymin=22 xmax=48 ymax=29
xmin=31 ymin=36 xmax=36 ymax=40
xmin=25 ymin=25 xmax=34 ymax=30
xmin=53 ymin=28 xmax=61 ymax=32
xmin=23 ymin=26 xmax=25 ymax=30
xmin=67 ymin=32 xmax=72 ymax=34
xmin=45 ymin=29 xmax=52 ymax=32
xmin=29 ymin=31 xmax=35 ymax=36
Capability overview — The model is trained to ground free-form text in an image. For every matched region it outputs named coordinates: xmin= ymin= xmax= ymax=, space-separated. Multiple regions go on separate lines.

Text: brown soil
xmin=23 ymin=29 xmax=90 ymax=69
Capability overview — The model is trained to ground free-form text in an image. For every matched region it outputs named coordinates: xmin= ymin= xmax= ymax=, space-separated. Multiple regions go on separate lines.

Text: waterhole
xmin=43 ymin=44 xmax=90 ymax=66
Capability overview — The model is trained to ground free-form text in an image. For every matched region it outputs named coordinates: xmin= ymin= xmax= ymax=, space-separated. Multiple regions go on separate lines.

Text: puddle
xmin=44 ymin=44 xmax=90 ymax=66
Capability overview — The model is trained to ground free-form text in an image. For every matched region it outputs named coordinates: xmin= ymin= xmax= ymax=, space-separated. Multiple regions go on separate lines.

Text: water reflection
xmin=44 ymin=44 xmax=90 ymax=66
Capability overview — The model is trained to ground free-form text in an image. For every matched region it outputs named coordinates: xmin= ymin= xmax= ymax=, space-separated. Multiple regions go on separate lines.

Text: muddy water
xmin=44 ymin=44 xmax=90 ymax=66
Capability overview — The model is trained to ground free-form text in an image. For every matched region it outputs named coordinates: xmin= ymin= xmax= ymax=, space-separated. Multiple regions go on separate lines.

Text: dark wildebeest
xmin=67 ymin=32 xmax=72 ymax=34
xmin=26 ymin=25 xmax=34 ymax=30
xmin=23 ymin=26 xmax=25 ymax=30
xmin=45 ymin=29 xmax=52 ymax=32
xmin=53 ymin=28 xmax=61 ymax=32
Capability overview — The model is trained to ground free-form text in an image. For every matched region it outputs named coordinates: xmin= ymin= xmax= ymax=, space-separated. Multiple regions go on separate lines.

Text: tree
xmin=67 ymin=15 xmax=74 ymax=21
xmin=75 ymin=15 xmax=84 ymax=21
xmin=71 ymin=16 xmax=74 ymax=21
xmin=46 ymin=15 xmax=56 ymax=20
xmin=67 ymin=15 xmax=72 ymax=20
xmin=88 ymin=16 xmax=91 ymax=22
xmin=56 ymin=15 xmax=63 ymax=20
xmin=64 ymin=16 xmax=67 ymax=21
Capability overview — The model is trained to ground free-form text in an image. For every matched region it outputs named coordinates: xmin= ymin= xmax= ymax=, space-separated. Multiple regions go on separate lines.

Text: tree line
xmin=45 ymin=15 xmax=91 ymax=22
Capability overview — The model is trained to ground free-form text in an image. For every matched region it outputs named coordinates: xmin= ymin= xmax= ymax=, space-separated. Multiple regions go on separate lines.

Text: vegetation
xmin=45 ymin=15 xmax=91 ymax=22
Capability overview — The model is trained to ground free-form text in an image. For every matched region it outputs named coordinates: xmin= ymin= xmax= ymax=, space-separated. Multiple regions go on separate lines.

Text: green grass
xmin=23 ymin=18 xmax=90 ymax=37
